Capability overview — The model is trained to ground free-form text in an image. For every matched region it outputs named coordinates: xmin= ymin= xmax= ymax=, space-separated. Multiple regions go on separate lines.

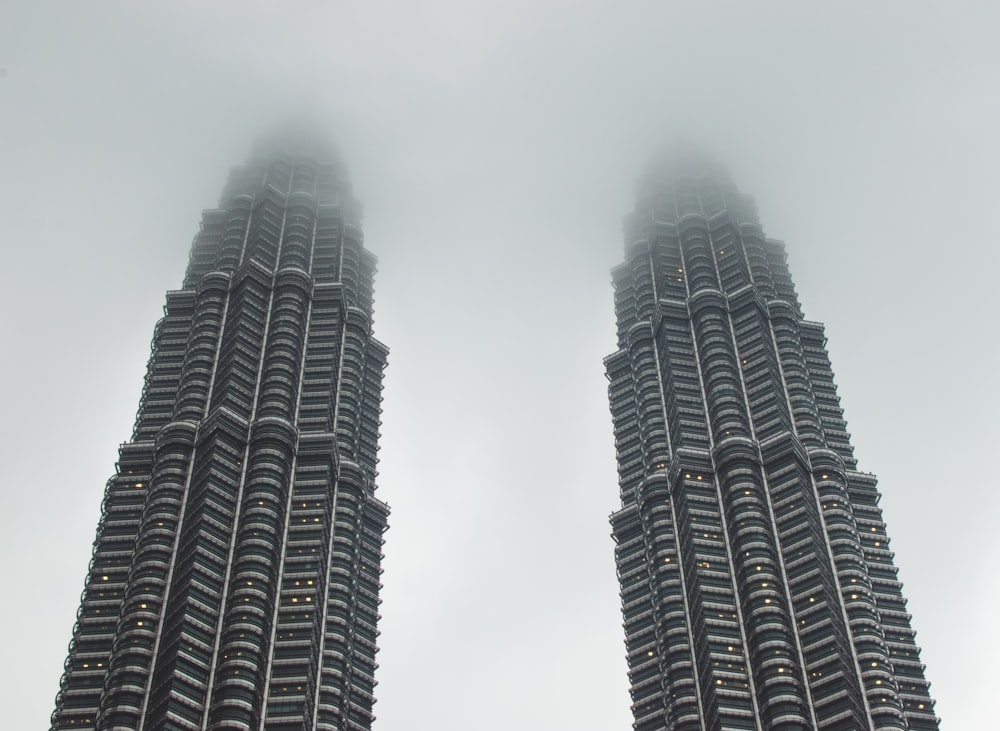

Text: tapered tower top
xmin=626 ymin=148 xmax=760 ymax=243
xmin=216 ymin=122 xmax=361 ymax=223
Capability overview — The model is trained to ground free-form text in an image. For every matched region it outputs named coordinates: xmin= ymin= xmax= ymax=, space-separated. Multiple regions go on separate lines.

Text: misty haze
xmin=2 ymin=2 xmax=997 ymax=730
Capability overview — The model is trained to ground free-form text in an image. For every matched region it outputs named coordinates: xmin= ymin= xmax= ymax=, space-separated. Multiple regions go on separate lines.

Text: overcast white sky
xmin=2 ymin=2 xmax=997 ymax=729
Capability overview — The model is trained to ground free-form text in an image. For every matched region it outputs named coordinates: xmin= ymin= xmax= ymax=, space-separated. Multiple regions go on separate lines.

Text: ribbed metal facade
xmin=52 ymin=139 xmax=389 ymax=731
xmin=607 ymin=161 xmax=938 ymax=731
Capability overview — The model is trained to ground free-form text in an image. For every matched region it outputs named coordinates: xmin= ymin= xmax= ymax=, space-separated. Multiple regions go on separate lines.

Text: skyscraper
xmin=51 ymin=136 xmax=389 ymax=731
xmin=606 ymin=159 xmax=938 ymax=731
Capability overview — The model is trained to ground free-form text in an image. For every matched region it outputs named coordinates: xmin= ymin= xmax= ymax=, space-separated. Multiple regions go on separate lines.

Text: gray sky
xmin=2 ymin=2 xmax=996 ymax=729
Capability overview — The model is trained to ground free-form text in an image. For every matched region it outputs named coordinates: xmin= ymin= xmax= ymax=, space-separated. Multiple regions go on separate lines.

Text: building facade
xmin=52 ymin=138 xmax=389 ymax=731
xmin=606 ymin=160 xmax=938 ymax=731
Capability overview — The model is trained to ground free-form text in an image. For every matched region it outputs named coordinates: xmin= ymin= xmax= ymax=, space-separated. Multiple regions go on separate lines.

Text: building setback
xmin=606 ymin=159 xmax=938 ymax=731
xmin=51 ymin=137 xmax=389 ymax=731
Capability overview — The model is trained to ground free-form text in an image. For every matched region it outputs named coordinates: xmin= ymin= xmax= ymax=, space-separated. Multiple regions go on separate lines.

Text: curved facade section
xmin=608 ymin=158 xmax=938 ymax=731
xmin=52 ymin=138 xmax=391 ymax=731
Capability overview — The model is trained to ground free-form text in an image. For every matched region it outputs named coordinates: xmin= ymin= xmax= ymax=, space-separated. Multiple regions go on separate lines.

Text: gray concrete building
xmin=606 ymin=158 xmax=938 ymax=731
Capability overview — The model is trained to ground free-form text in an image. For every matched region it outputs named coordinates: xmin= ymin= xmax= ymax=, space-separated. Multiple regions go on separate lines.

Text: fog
xmin=2 ymin=2 xmax=997 ymax=728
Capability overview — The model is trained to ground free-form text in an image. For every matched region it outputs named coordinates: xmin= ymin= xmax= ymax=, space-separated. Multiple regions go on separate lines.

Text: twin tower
xmin=51 ymin=140 xmax=938 ymax=731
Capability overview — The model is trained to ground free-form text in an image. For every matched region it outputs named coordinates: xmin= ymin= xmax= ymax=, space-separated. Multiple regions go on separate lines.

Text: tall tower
xmin=52 ymin=135 xmax=390 ymax=731
xmin=606 ymin=157 xmax=938 ymax=731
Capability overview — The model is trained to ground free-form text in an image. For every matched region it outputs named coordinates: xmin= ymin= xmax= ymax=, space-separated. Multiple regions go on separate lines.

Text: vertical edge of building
xmin=51 ymin=136 xmax=390 ymax=731
xmin=606 ymin=158 xmax=939 ymax=731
